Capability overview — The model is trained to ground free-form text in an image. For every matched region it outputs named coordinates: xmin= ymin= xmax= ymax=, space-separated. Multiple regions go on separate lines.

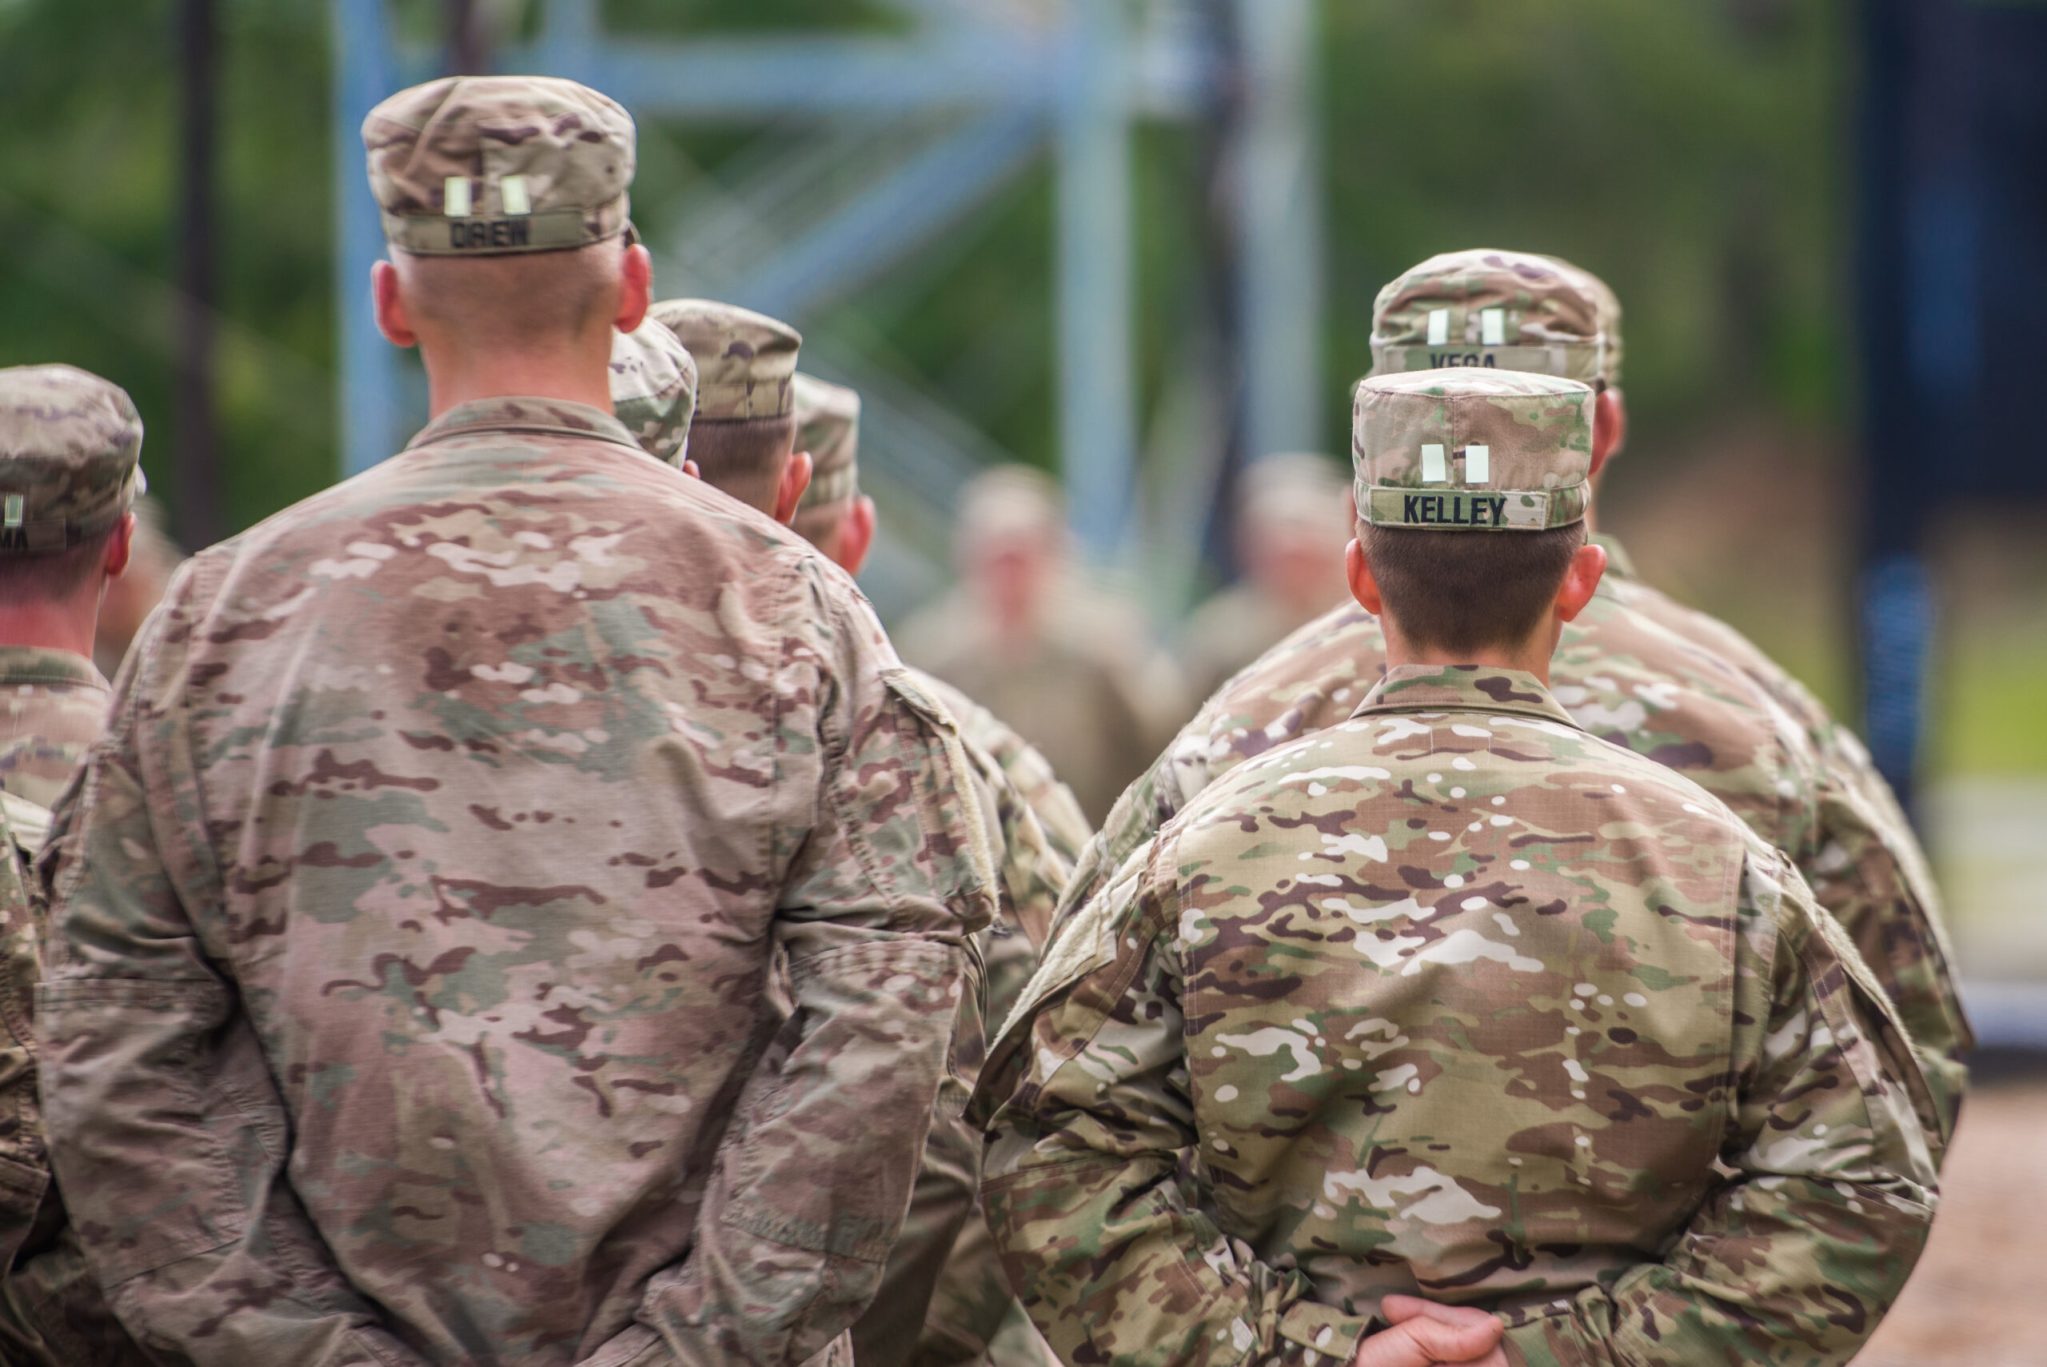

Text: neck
xmin=0 ymin=596 xmax=100 ymax=660
xmin=1380 ymin=615 xmax=1556 ymax=686
xmin=419 ymin=336 xmax=617 ymax=420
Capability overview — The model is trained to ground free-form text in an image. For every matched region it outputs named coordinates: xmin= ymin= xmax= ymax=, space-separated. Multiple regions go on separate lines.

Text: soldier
xmin=647 ymin=297 xmax=814 ymax=522
xmin=975 ymin=369 xmax=1941 ymax=1366
xmin=787 ymin=372 xmax=1079 ymax=1367
xmin=897 ymin=464 xmax=1184 ymax=823
xmin=0 ymin=364 xmax=152 ymax=1364
xmin=1060 ymin=249 xmax=1970 ymax=1133
xmin=34 ymin=76 xmax=992 ymax=1365
xmin=607 ymin=314 xmax=698 ymax=470
xmin=623 ymin=316 xmax=1080 ymax=1364
xmin=1180 ymin=452 xmax=1353 ymax=700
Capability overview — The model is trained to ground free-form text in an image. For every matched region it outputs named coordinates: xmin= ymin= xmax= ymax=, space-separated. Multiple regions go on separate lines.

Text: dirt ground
xmin=1855 ymin=1072 xmax=2047 ymax=1366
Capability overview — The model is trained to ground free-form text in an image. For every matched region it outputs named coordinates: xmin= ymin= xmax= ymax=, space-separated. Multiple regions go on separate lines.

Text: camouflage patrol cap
xmin=608 ymin=320 xmax=697 ymax=468
xmin=1371 ymin=249 xmax=1620 ymax=389
xmin=0 ymin=365 xmax=145 ymax=555
xmin=793 ymin=373 xmax=860 ymax=509
xmin=648 ymin=299 xmax=801 ymax=421
xmin=1354 ymin=368 xmax=1593 ymax=531
xmin=364 ymin=76 xmax=635 ymax=256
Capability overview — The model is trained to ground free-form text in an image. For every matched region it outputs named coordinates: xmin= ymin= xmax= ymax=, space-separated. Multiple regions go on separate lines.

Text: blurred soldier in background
xmin=90 ymin=494 xmax=183 ymax=680
xmin=1180 ymin=451 xmax=1352 ymax=699
xmin=977 ymin=369 xmax=1941 ymax=1367
xmin=0 ymin=364 xmax=151 ymax=1365
xmin=1058 ymin=248 xmax=1971 ymax=1131
xmin=897 ymin=464 xmax=1184 ymax=823
xmin=33 ymin=76 xmax=992 ymax=1365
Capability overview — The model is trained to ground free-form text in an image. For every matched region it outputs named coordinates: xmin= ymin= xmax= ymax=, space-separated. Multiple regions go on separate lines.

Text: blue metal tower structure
xmin=330 ymin=0 xmax=1322 ymax=587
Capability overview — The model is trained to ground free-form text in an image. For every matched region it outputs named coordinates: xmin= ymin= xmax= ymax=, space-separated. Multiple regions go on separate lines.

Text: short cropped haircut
xmin=0 ymin=527 xmax=116 ymax=602
xmin=394 ymin=240 xmax=621 ymax=340
xmin=1361 ymin=520 xmax=1586 ymax=655
xmin=686 ymin=414 xmax=798 ymax=515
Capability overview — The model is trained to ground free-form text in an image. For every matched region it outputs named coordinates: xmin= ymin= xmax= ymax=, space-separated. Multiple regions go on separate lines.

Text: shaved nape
xmin=393 ymin=241 xmax=624 ymax=346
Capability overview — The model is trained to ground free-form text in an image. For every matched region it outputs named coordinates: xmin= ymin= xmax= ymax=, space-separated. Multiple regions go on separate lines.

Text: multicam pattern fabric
xmin=979 ymin=665 xmax=1939 ymax=1367
xmin=0 ymin=366 xmax=144 ymax=555
xmin=651 ymin=299 xmax=801 ymax=422
xmin=1370 ymin=248 xmax=1617 ymax=388
xmin=1060 ymin=542 xmax=1970 ymax=1138
xmin=792 ymin=373 xmax=861 ymax=511
xmin=0 ymin=661 xmax=148 ymax=1365
xmin=1353 ymin=369 xmax=1594 ymax=532
xmin=33 ymin=396 xmax=995 ymax=1365
xmin=1612 ymin=575 xmax=1974 ymax=1111
xmin=849 ymin=670 xmax=1069 ymax=1367
xmin=608 ymin=320 xmax=697 ymax=468
xmin=0 ymin=648 xmax=108 ymax=818
xmin=364 ymin=76 xmax=636 ymax=256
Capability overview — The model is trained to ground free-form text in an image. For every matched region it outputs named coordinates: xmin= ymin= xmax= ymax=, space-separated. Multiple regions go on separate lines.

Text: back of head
xmin=1237 ymin=452 xmax=1350 ymax=588
xmin=1371 ymin=248 xmax=1621 ymax=391
xmin=791 ymin=372 xmax=861 ymax=550
xmin=608 ymin=320 xmax=699 ymax=467
xmin=651 ymin=298 xmax=802 ymax=513
xmin=1353 ymin=368 xmax=1594 ymax=654
xmin=364 ymin=75 xmax=639 ymax=353
xmin=0 ymin=364 xmax=144 ymax=608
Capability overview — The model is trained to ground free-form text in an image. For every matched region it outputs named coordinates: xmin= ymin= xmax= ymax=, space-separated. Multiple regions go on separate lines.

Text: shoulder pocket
xmin=879 ymin=669 xmax=999 ymax=931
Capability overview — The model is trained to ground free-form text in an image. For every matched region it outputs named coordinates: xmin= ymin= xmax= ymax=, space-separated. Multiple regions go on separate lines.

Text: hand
xmin=682 ymin=459 xmax=701 ymax=479
xmin=1350 ymin=1295 xmax=1506 ymax=1367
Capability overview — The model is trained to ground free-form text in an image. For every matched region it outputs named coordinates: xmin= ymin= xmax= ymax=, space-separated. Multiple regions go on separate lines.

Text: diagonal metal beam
xmin=720 ymin=108 xmax=1047 ymax=321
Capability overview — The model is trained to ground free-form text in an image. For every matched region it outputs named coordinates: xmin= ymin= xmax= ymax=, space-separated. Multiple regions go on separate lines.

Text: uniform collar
xmin=0 ymin=645 xmax=109 ymax=692
xmin=404 ymin=396 xmax=643 ymax=455
xmin=1355 ymin=663 xmax=1578 ymax=729
xmin=1593 ymin=532 xmax=1638 ymax=582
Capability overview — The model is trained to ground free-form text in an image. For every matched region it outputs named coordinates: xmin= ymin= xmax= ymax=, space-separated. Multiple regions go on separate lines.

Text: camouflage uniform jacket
xmin=977 ymin=664 xmax=1940 ymax=1367
xmin=1061 ymin=540 xmax=1970 ymax=1136
xmin=33 ymin=397 xmax=995 ymax=1367
xmin=1605 ymin=555 xmax=1970 ymax=1087
xmin=0 ymin=647 xmax=109 ymax=815
xmin=0 ymin=652 xmax=151 ymax=1364
xmin=849 ymin=671 xmax=1069 ymax=1367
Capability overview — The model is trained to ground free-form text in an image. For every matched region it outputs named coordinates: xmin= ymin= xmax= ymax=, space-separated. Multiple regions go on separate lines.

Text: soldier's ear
xmin=613 ymin=243 xmax=653 ymax=335
xmin=103 ymin=511 xmax=137 ymax=581
xmin=372 ymin=261 xmax=418 ymax=349
xmin=840 ymin=495 xmax=877 ymax=577
xmin=1345 ymin=536 xmax=1383 ymax=616
xmin=1591 ymin=388 xmax=1626 ymax=474
xmin=1553 ymin=540 xmax=1607 ymax=624
xmin=773 ymin=451 xmax=813 ymax=527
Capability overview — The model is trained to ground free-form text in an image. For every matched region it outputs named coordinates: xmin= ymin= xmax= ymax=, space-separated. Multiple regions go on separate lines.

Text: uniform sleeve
xmin=979 ymin=845 xmax=1370 ymax=1367
xmin=34 ymin=571 xmax=431 ymax=1367
xmin=0 ymin=806 xmax=51 ymax=1273
xmin=1502 ymin=849 xmax=1941 ymax=1367
xmin=621 ymin=568 xmax=998 ymax=1366
xmin=1806 ymin=762 xmax=1971 ymax=1141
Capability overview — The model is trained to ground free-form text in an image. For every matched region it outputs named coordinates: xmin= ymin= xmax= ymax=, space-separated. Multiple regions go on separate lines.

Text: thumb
xmin=1398 ymin=1311 xmax=1503 ymax=1363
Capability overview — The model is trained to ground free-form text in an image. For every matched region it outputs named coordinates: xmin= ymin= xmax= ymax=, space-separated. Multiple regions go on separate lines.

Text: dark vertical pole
xmin=175 ymin=0 xmax=221 ymax=546
xmin=445 ymin=0 xmax=490 ymax=75
xmin=1195 ymin=0 xmax=1245 ymax=584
